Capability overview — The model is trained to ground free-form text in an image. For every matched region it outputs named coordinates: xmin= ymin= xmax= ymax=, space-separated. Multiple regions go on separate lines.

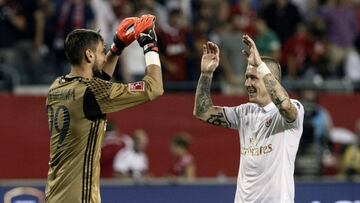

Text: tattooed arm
xmin=263 ymin=74 xmax=297 ymax=122
xmin=193 ymin=73 xmax=230 ymax=128
xmin=242 ymin=35 xmax=297 ymax=122
xmin=193 ymin=42 xmax=231 ymax=128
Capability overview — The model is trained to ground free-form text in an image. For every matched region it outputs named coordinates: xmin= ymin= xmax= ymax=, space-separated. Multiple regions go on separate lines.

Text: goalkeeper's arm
xmin=137 ymin=14 xmax=163 ymax=96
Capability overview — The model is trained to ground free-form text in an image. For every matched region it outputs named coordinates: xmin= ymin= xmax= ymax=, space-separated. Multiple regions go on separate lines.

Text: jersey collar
xmin=262 ymin=102 xmax=276 ymax=112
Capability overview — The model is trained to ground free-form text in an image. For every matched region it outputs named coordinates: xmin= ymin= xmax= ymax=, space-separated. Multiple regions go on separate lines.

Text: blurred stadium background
xmin=1 ymin=0 xmax=360 ymax=202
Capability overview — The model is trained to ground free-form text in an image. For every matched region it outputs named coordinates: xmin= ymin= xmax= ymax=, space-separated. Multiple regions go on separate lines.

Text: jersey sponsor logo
xmin=129 ymin=81 xmax=145 ymax=92
xmin=250 ymin=137 xmax=259 ymax=146
xmin=241 ymin=144 xmax=273 ymax=156
xmin=242 ymin=137 xmax=273 ymax=156
xmin=265 ymin=118 xmax=272 ymax=127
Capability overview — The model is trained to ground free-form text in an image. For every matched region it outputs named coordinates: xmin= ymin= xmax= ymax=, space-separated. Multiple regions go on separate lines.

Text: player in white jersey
xmin=193 ymin=35 xmax=304 ymax=203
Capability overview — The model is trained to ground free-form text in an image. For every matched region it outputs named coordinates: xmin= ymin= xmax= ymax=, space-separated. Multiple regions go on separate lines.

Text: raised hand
xmin=136 ymin=14 xmax=158 ymax=53
xmin=242 ymin=35 xmax=262 ymax=67
xmin=111 ymin=17 xmax=139 ymax=56
xmin=201 ymin=41 xmax=220 ymax=74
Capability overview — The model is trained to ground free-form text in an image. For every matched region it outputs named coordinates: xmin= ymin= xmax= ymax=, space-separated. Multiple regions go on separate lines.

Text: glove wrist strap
xmin=111 ymin=37 xmax=127 ymax=56
xmin=143 ymin=42 xmax=158 ymax=54
xmin=110 ymin=44 xmax=121 ymax=56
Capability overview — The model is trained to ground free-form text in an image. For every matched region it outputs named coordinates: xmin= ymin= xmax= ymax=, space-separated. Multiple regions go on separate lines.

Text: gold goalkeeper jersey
xmin=45 ymin=72 xmax=162 ymax=203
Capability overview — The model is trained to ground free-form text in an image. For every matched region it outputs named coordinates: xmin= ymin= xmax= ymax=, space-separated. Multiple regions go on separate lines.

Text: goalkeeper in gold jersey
xmin=45 ymin=15 xmax=163 ymax=203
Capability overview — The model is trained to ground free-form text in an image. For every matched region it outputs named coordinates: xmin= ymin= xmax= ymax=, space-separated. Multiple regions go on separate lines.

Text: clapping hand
xmin=201 ymin=41 xmax=220 ymax=74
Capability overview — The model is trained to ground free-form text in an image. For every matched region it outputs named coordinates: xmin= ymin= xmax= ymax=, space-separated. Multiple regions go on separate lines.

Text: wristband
xmin=111 ymin=36 xmax=126 ymax=56
xmin=145 ymin=51 xmax=161 ymax=67
xmin=257 ymin=62 xmax=271 ymax=78
xmin=110 ymin=43 xmax=121 ymax=56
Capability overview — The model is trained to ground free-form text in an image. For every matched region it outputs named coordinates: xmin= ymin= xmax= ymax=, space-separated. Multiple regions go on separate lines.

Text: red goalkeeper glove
xmin=135 ymin=14 xmax=158 ymax=54
xmin=111 ymin=17 xmax=139 ymax=56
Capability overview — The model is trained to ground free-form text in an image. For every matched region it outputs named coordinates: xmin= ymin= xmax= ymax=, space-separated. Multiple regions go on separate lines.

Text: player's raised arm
xmin=86 ymin=15 xmax=163 ymax=114
xmin=242 ymin=35 xmax=297 ymax=122
xmin=137 ymin=15 xmax=163 ymax=88
xmin=102 ymin=17 xmax=139 ymax=77
xmin=193 ymin=42 xmax=230 ymax=128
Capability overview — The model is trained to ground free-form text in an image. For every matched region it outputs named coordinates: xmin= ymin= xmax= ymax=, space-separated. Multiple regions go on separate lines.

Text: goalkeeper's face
xmin=245 ymin=66 xmax=270 ymax=106
xmin=92 ymin=41 xmax=106 ymax=75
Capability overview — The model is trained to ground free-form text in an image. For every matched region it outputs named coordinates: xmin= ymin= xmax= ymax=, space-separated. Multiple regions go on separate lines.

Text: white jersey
xmin=224 ymin=99 xmax=304 ymax=203
xmin=113 ymin=148 xmax=148 ymax=177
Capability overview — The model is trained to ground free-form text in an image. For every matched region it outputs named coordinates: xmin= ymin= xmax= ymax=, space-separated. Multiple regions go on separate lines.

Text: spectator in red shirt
xmin=169 ymin=132 xmax=196 ymax=182
xmin=158 ymin=9 xmax=191 ymax=81
xmin=229 ymin=0 xmax=257 ymax=38
xmin=281 ymin=23 xmax=313 ymax=80
xmin=100 ymin=121 xmax=125 ymax=178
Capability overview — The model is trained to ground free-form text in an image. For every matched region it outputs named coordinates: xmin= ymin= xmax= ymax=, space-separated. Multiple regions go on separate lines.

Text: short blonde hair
xmin=261 ymin=56 xmax=281 ymax=81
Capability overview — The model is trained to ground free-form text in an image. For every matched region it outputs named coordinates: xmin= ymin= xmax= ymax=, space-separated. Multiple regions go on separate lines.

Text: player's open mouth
xmin=247 ymin=88 xmax=256 ymax=97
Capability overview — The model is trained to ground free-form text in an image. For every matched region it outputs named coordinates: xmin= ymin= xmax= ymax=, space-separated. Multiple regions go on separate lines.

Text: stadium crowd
xmin=0 ymin=0 xmax=360 ymax=92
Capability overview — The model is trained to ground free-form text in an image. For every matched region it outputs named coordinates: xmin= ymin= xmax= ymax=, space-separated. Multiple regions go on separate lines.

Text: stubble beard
xmin=92 ymin=59 xmax=102 ymax=76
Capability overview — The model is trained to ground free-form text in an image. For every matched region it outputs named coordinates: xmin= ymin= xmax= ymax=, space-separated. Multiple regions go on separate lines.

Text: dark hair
xmin=169 ymin=8 xmax=182 ymax=17
xmin=261 ymin=56 xmax=282 ymax=81
xmin=64 ymin=29 xmax=104 ymax=65
xmin=172 ymin=132 xmax=191 ymax=150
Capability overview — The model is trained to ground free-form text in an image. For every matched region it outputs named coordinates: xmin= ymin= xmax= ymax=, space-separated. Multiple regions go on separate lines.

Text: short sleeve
xmin=284 ymin=100 xmax=304 ymax=129
xmin=223 ymin=105 xmax=243 ymax=130
xmin=85 ymin=75 xmax=162 ymax=114
xmin=113 ymin=149 xmax=130 ymax=173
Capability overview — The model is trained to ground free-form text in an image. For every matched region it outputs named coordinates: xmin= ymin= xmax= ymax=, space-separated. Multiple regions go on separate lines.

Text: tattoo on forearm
xmin=263 ymin=75 xmax=288 ymax=106
xmin=263 ymin=74 xmax=297 ymax=121
xmin=195 ymin=74 xmax=213 ymax=115
xmin=206 ymin=112 xmax=230 ymax=128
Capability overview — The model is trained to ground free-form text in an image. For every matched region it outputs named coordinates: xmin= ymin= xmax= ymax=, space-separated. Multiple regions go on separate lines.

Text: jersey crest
xmin=265 ymin=118 xmax=272 ymax=127
xmin=129 ymin=81 xmax=145 ymax=92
